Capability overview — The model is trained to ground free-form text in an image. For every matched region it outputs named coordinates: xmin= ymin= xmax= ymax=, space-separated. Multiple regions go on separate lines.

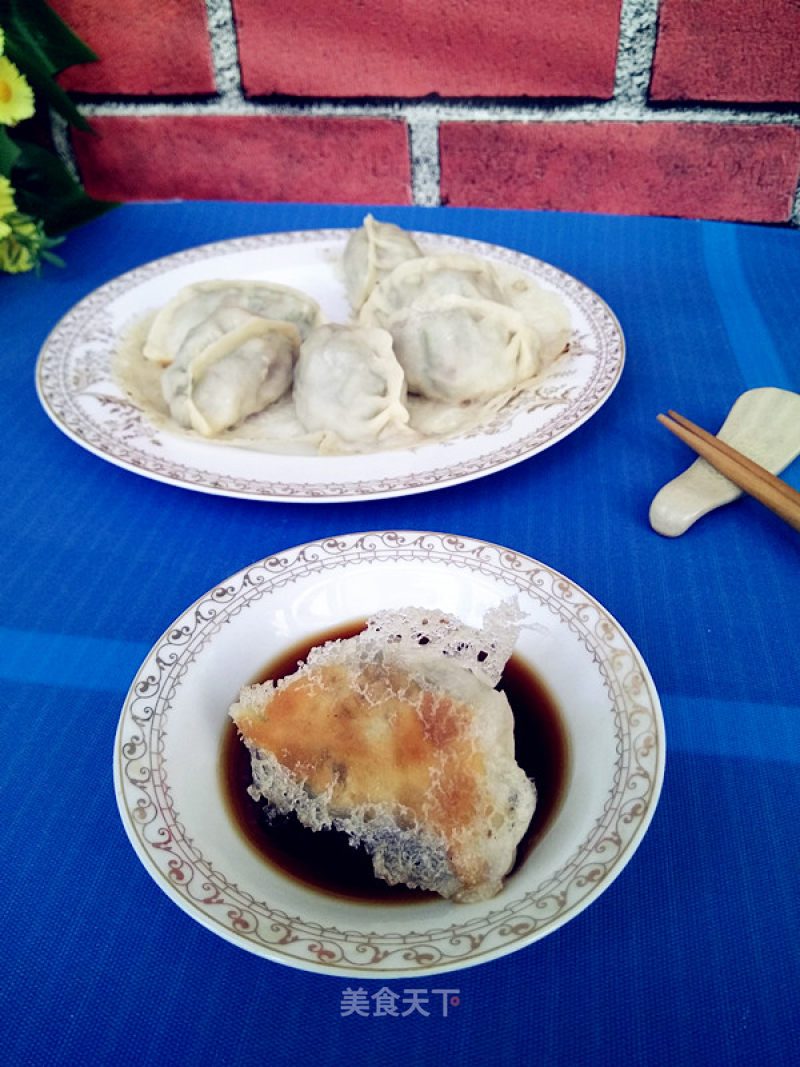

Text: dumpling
xmin=357 ymin=249 xmax=571 ymax=403
xmin=161 ymin=316 xmax=298 ymax=436
xmin=341 ymin=214 xmax=423 ymax=310
xmin=143 ymin=280 xmax=323 ymax=365
xmin=387 ymin=296 xmax=545 ymax=403
xmin=497 ymin=269 xmax=572 ymax=361
xmin=292 ymin=323 xmax=410 ymax=444
xmin=359 ymin=252 xmax=506 ymax=329
xmin=163 ymin=304 xmax=258 ymax=368
xmin=229 ymin=606 xmax=536 ymax=901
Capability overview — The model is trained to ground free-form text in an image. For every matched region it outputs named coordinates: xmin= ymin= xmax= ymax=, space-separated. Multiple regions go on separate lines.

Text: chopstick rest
xmin=649 ymin=387 xmax=800 ymax=536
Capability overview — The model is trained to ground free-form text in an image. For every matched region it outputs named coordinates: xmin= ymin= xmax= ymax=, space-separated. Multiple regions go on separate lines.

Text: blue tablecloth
xmin=2 ymin=202 xmax=798 ymax=1066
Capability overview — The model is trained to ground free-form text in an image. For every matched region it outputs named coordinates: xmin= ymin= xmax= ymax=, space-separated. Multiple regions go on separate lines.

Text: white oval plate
xmin=37 ymin=228 xmax=624 ymax=502
xmin=114 ymin=531 xmax=664 ymax=976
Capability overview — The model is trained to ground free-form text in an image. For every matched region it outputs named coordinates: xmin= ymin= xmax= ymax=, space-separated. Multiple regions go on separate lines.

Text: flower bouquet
xmin=0 ymin=0 xmax=116 ymax=273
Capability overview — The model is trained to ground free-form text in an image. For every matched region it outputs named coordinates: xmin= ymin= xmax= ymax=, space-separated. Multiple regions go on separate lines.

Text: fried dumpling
xmin=143 ymin=279 xmax=323 ymax=365
xmin=229 ymin=606 xmax=536 ymax=902
xmin=341 ymin=214 xmax=423 ymax=311
xmin=161 ymin=315 xmax=298 ymax=436
xmin=292 ymin=323 xmax=410 ymax=445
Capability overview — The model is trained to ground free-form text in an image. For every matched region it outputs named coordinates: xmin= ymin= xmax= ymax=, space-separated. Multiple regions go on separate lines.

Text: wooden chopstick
xmin=657 ymin=409 xmax=800 ymax=533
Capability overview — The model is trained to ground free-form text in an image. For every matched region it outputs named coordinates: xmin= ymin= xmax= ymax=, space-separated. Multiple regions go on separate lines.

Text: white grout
xmin=791 ymin=183 xmax=800 ymax=226
xmin=49 ymin=112 xmax=80 ymax=182
xmin=407 ymin=118 xmax=441 ymax=207
xmin=204 ymin=0 xmax=245 ymax=100
xmin=614 ymin=0 xmax=661 ymax=106
xmin=72 ymin=95 xmax=800 ymax=126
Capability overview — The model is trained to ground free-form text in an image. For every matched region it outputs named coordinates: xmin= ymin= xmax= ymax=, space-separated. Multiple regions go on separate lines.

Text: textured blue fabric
xmin=1 ymin=203 xmax=798 ymax=1067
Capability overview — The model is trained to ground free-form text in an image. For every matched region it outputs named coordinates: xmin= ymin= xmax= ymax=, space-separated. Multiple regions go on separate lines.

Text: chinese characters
xmin=340 ymin=987 xmax=461 ymax=1018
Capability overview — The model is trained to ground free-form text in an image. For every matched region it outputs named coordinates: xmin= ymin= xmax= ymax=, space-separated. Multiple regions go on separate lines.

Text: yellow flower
xmin=0 ymin=175 xmax=16 ymax=218
xmin=0 ymin=56 xmax=35 ymax=126
xmin=0 ymin=215 xmax=36 ymax=272
xmin=0 ymin=211 xmax=65 ymax=273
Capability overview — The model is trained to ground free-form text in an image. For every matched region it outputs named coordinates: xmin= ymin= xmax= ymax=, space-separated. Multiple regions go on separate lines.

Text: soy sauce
xmin=219 ymin=621 xmax=569 ymax=902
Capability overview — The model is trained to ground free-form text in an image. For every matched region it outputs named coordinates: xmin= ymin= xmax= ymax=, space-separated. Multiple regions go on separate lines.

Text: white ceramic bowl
xmin=115 ymin=531 xmax=664 ymax=976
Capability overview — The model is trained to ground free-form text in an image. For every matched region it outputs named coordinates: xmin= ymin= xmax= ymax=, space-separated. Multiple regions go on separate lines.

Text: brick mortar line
xmin=407 ymin=119 xmax=441 ymax=207
xmin=70 ymin=98 xmax=800 ymax=125
xmin=614 ymin=0 xmax=660 ymax=106
xmin=204 ymin=0 xmax=245 ymax=99
xmin=50 ymin=112 xmax=79 ymax=183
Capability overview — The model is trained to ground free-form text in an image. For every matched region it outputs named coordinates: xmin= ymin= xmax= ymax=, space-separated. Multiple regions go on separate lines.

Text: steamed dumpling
xmin=143 ymin=280 xmax=323 ymax=365
xmin=293 ymin=323 xmax=410 ymax=444
xmin=161 ymin=316 xmax=298 ymax=436
xmin=356 ymin=245 xmax=572 ymax=402
xmin=498 ymin=269 xmax=572 ymax=361
xmin=388 ymin=296 xmax=545 ymax=403
xmin=341 ymin=214 xmax=423 ymax=310
xmin=163 ymin=305 xmax=259 ymax=369
xmin=359 ymin=252 xmax=505 ymax=329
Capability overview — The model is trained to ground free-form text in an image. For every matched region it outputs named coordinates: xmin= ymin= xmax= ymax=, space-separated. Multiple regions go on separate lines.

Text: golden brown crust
xmin=230 ymin=606 xmax=536 ymax=900
xmin=234 ymin=662 xmax=489 ymax=885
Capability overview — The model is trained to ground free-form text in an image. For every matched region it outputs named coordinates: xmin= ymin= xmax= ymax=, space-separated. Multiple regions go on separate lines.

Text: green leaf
xmin=0 ymin=127 xmax=22 ymax=177
xmin=10 ymin=139 xmax=118 ymax=234
xmin=0 ymin=0 xmax=97 ymax=73
xmin=1 ymin=0 xmax=98 ymax=130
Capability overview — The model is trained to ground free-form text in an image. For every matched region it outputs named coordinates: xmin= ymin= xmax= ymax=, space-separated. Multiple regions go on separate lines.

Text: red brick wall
xmin=49 ymin=0 xmax=800 ymax=225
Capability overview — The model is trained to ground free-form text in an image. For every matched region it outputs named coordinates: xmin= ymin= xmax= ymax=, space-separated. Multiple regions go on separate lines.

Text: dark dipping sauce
xmin=219 ymin=621 xmax=570 ymax=903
